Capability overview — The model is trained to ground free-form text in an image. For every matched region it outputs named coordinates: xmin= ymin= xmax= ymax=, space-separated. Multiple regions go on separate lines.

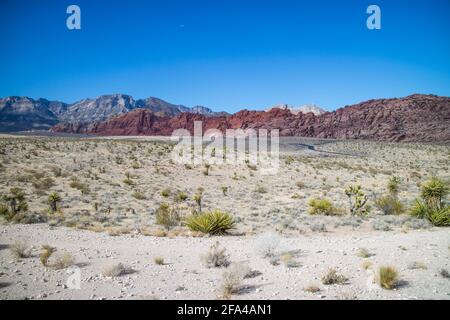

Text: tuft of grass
xmin=304 ymin=284 xmax=321 ymax=293
xmin=185 ymin=210 xmax=235 ymax=235
xmin=154 ymin=257 xmax=165 ymax=265
xmin=53 ymin=252 xmax=75 ymax=270
xmin=176 ymin=192 xmax=188 ymax=202
xmin=356 ymin=248 xmax=373 ymax=258
xmin=40 ymin=245 xmax=56 ymax=267
xmin=102 ymin=263 xmax=132 ymax=277
xmin=201 ymin=241 xmax=230 ymax=268
xmin=10 ymin=241 xmax=31 ymax=259
xmin=378 ymin=266 xmax=399 ymax=289
xmin=361 ymin=260 xmax=373 ymax=270
xmin=321 ymin=268 xmax=348 ymax=285
xmin=132 ymin=191 xmax=146 ymax=200
xmin=160 ymin=188 xmax=171 ymax=197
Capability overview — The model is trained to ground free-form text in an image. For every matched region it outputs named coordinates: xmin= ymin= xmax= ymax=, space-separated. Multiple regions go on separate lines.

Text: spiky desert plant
xmin=48 ymin=192 xmax=61 ymax=213
xmin=387 ymin=176 xmax=401 ymax=196
xmin=193 ymin=193 xmax=202 ymax=213
xmin=420 ymin=177 xmax=448 ymax=211
xmin=345 ymin=185 xmax=368 ymax=216
xmin=3 ymin=187 xmax=27 ymax=215
xmin=185 ymin=210 xmax=235 ymax=235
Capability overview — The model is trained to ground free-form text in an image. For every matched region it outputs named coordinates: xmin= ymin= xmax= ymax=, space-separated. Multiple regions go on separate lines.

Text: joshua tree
xmin=345 ymin=185 xmax=368 ymax=216
xmin=3 ymin=187 xmax=27 ymax=214
xmin=48 ymin=192 xmax=61 ymax=213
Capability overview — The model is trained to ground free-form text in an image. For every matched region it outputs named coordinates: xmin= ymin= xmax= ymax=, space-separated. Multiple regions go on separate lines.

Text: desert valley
xmin=0 ymin=91 xmax=449 ymax=300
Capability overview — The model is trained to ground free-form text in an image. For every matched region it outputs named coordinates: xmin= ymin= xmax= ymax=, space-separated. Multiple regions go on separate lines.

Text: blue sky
xmin=0 ymin=0 xmax=449 ymax=112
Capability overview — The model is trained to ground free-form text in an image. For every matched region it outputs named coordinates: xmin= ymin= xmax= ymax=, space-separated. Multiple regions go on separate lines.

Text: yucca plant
xmin=185 ymin=210 xmax=235 ymax=235
xmin=420 ymin=177 xmax=448 ymax=211
xmin=48 ymin=192 xmax=61 ymax=213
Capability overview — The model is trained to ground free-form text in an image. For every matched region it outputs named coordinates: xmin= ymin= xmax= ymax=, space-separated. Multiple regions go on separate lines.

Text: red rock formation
xmin=51 ymin=94 xmax=450 ymax=142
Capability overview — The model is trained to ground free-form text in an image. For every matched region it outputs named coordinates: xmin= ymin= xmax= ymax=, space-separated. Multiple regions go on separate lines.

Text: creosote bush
xmin=375 ymin=195 xmax=404 ymax=215
xmin=185 ymin=210 xmax=235 ymax=235
xmin=155 ymin=203 xmax=180 ymax=230
xmin=308 ymin=198 xmax=335 ymax=215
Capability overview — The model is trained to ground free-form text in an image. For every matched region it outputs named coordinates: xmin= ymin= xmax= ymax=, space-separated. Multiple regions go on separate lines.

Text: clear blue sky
xmin=0 ymin=0 xmax=449 ymax=113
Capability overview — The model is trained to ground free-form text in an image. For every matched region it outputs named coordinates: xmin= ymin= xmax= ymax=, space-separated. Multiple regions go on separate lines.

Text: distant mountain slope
xmin=266 ymin=104 xmax=327 ymax=116
xmin=0 ymin=97 xmax=67 ymax=132
xmin=52 ymin=94 xmax=450 ymax=142
xmin=0 ymin=94 xmax=227 ymax=132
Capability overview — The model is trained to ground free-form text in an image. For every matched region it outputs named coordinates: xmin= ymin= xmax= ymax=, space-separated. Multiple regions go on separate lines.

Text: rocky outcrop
xmin=52 ymin=94 xmax=450 ymax=142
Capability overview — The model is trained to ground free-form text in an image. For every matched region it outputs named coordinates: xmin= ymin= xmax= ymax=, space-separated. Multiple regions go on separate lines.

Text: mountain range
xmin=0 ymin=94 xmax=226 ymax=132
xmin=1 ymin=93 xmax=449 ymax=142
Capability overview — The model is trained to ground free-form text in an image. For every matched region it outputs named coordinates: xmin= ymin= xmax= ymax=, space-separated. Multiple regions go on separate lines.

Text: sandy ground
xmin=0 ymin=224 xmax=449 ymax=300
xmin=0 ymin=135 xmax=449 ymax=300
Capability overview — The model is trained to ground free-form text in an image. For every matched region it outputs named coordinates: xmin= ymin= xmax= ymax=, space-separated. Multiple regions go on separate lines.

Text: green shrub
xmin=410 ymin=178 xmax=449 ymax=226
xmin=155 ymin=203 xmax=180 ymax=230
xmin=308 ymin=198 xmax=334 ymax=215
xmin=132 ymin=191 xmax=146 ymax=200
xmin=387 ymin=176 xmax=401 ymax=195
xmin=378 ymin=266 xmax=399 ymax=289
xmin=427 ymin=207 xmax=450 ymax=227
xmin=185 ymin=210 xmax=235 ymax=235
xmin=160 ymin=188 xmax=171 ymax=197
xmin=3 ymin=187 xmax=28 ymax=217
xmin=374 ymin=195 xmax=404 ymax=215
xmin=176 ymin=192 xmax=188 ymax=202
xmin=410 ymin=200 xmax=428 ymax=218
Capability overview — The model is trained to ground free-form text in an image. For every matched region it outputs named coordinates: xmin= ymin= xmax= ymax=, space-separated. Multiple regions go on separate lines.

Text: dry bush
xmin=304 ymin=284 xmax=321 ymax=293
xmin=154 ymin=257 xmax=165 ymax=265
xmin=40 ymin=245 xmax=56 ymax=267
xmin=220 ymin=263 xmax=245 ymax=299
xmin=53 ymin=252 xmax=75 ymax=270
xmin=10 ymin=241 xmax=31 ymax=259
xmin=321 ymin=268 xmax=348 ymax=285
xmin=201 ymin=241 xmax=230 ymax=268
xmin=102 ymin=263 xmax=132 ymax=277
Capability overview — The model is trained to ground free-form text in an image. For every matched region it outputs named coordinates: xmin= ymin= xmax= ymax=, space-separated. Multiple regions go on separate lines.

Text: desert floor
xmin=0 ymin=135 xmax=449 ymax=300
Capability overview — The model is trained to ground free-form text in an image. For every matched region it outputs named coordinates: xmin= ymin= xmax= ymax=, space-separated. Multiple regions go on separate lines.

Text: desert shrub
xmin=304 ymin=284 xmax=320 ymax=293
xmin=3 ymin=187 xmax=28 ymax=216
xmin=40 ymin=245 xmax=56 ymax=267
xmin=193 ymin=193 xmax=203 ymax=213
xmin=220 ymin=263 xmax=245 ymax=299
xmin=427 ymin=206 xmax=450 ymax=227
xmin=410 ymin=178 xmax=449 ymax=226
xmin=345 ymin=185 xmax=368 ymax=216
xmin=308 ymin=198 xmax=334 ymax=215
xmin=132 ymin=191 xmax=146 ymax=200
xmin=155 ymin=203 xmax=180 ymax=230
xmin=176 ymin=192 xmax=188 ymax=202
xmin=321 ymin=268 xmax=348 ymax=285
xmin=378 ymin=266 xmax=399 ymax=289
xmin=387 ymin=176 xmax=401 ymax=195
xmin=185 ymin=210 xmax=235 ymax=235
xmin=53 ymin=252 xmax=75 ymax=270
xmin=69 ymin=178 xmax=90 ymax=194
xmin=255 ymin=186 xmax=267 ymax=194
xmin=48 ymin=192 xmax=61 ymax=213
xmin=255 ymin=233 xmax=280 ymax=258
xmin=154 ymin=257 xmax=165 ymax=265
xmin=32 ymin=176 xmax=55 ymax=190
xmin=356 ymin=248 xmax=372 ymax=258
xmin=375 ymin=195 xmax=404 ymax=215
xmin=201 ymin=241 xmax=230 ymax=268
xmin=420 ymin=177 xmax=448 ymax=210
xmin=10 ymin=241 xmax=31 ymax=259
xmin=0 ymin=204 xmax=11 ymax=221
xmin=221 ymin=187 xmax=228 ymax=196
xmin=160 ymin=188 xmax=171 ymax=197
xmin=102 ymin=263 xmax=132 ymax=277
